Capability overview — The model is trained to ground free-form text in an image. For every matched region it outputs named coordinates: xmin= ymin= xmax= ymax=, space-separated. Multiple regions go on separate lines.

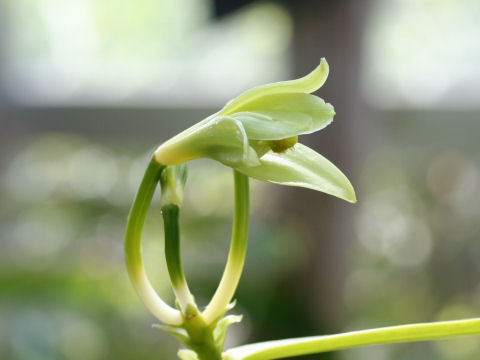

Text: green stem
xmin=162 ymin=203 xmax=195 ymax=311
xmin=202 ymin=170 xmax=249 ymax=325
xmin=125 ymin=159 xmax=182 ymax=325
xmin=224 ymin=318 xmax=480 ymax=360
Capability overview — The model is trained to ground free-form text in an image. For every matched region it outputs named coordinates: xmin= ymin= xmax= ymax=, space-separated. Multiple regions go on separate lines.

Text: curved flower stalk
xmin=125 ymin=160 xmax=183 ymax=325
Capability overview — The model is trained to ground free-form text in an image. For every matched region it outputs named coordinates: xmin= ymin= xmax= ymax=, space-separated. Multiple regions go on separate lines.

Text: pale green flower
xmin=154 ymin=58 xmax=355 ymax=203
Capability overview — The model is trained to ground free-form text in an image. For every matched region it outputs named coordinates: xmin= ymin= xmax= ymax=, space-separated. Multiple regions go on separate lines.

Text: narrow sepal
xmin=231 ymin=93 xmax=334 ymax=140
xmin=220 ymin=58 xmax=329 ymax=115
xmin=238 ymin=143 xmax=356 ymax=203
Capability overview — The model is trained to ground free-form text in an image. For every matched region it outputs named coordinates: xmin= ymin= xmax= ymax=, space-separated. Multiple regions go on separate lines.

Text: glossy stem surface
xmin=125 ymin=159 xmax=182 ymax=325
xmin=162 ymin=203 xmax=195 ymax=311
xmin=202 ymin=170 xmax=249 ymax=325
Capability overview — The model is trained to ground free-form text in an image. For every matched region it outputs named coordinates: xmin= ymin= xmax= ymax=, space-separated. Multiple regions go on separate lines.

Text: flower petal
xmin=230 ymin=93 xmax=334 ymax=140
xmin=237 ymin=143 xmax=356 ymax=203
xmin=219 ymin=58 xmax=329 ymax=116
xmin=154 ymin=117 xmax=259 ymax=167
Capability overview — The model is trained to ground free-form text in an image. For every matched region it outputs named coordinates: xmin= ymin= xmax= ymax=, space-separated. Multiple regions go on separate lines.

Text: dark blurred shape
xmin=212 ymin=0 xmax=256 ymax=17
xmin=212 ymin=0 xmax=341 ymax=18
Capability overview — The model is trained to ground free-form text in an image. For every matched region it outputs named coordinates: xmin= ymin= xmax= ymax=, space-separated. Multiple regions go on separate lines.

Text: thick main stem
xmin=125 ymin=159 xmax=182 ymax=325
xmin=202 ymin=170 xmax=250 ymax=325
xmin=224 ymin=318 xmax=480 ymax=360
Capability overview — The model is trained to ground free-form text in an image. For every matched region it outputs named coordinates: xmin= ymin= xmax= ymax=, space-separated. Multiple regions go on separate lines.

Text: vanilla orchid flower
xmin=154 ymin=58 xmax=355 ymax=203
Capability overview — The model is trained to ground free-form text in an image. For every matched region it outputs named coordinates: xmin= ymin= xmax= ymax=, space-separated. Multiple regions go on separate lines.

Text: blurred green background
xmin=1 ymin=1 xmax=479 ymax=359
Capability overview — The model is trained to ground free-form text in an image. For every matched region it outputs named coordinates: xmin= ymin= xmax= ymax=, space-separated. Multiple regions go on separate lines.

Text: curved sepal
xmin=231 ymin=93 xmax=334 ymax=140
xmin=237 ymin=143 xmax=356 ymax=203
xmin=220 ymin=58 xmax=329 ymax=116
xmin=154 ymin=117 xmax=259 ymax=167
